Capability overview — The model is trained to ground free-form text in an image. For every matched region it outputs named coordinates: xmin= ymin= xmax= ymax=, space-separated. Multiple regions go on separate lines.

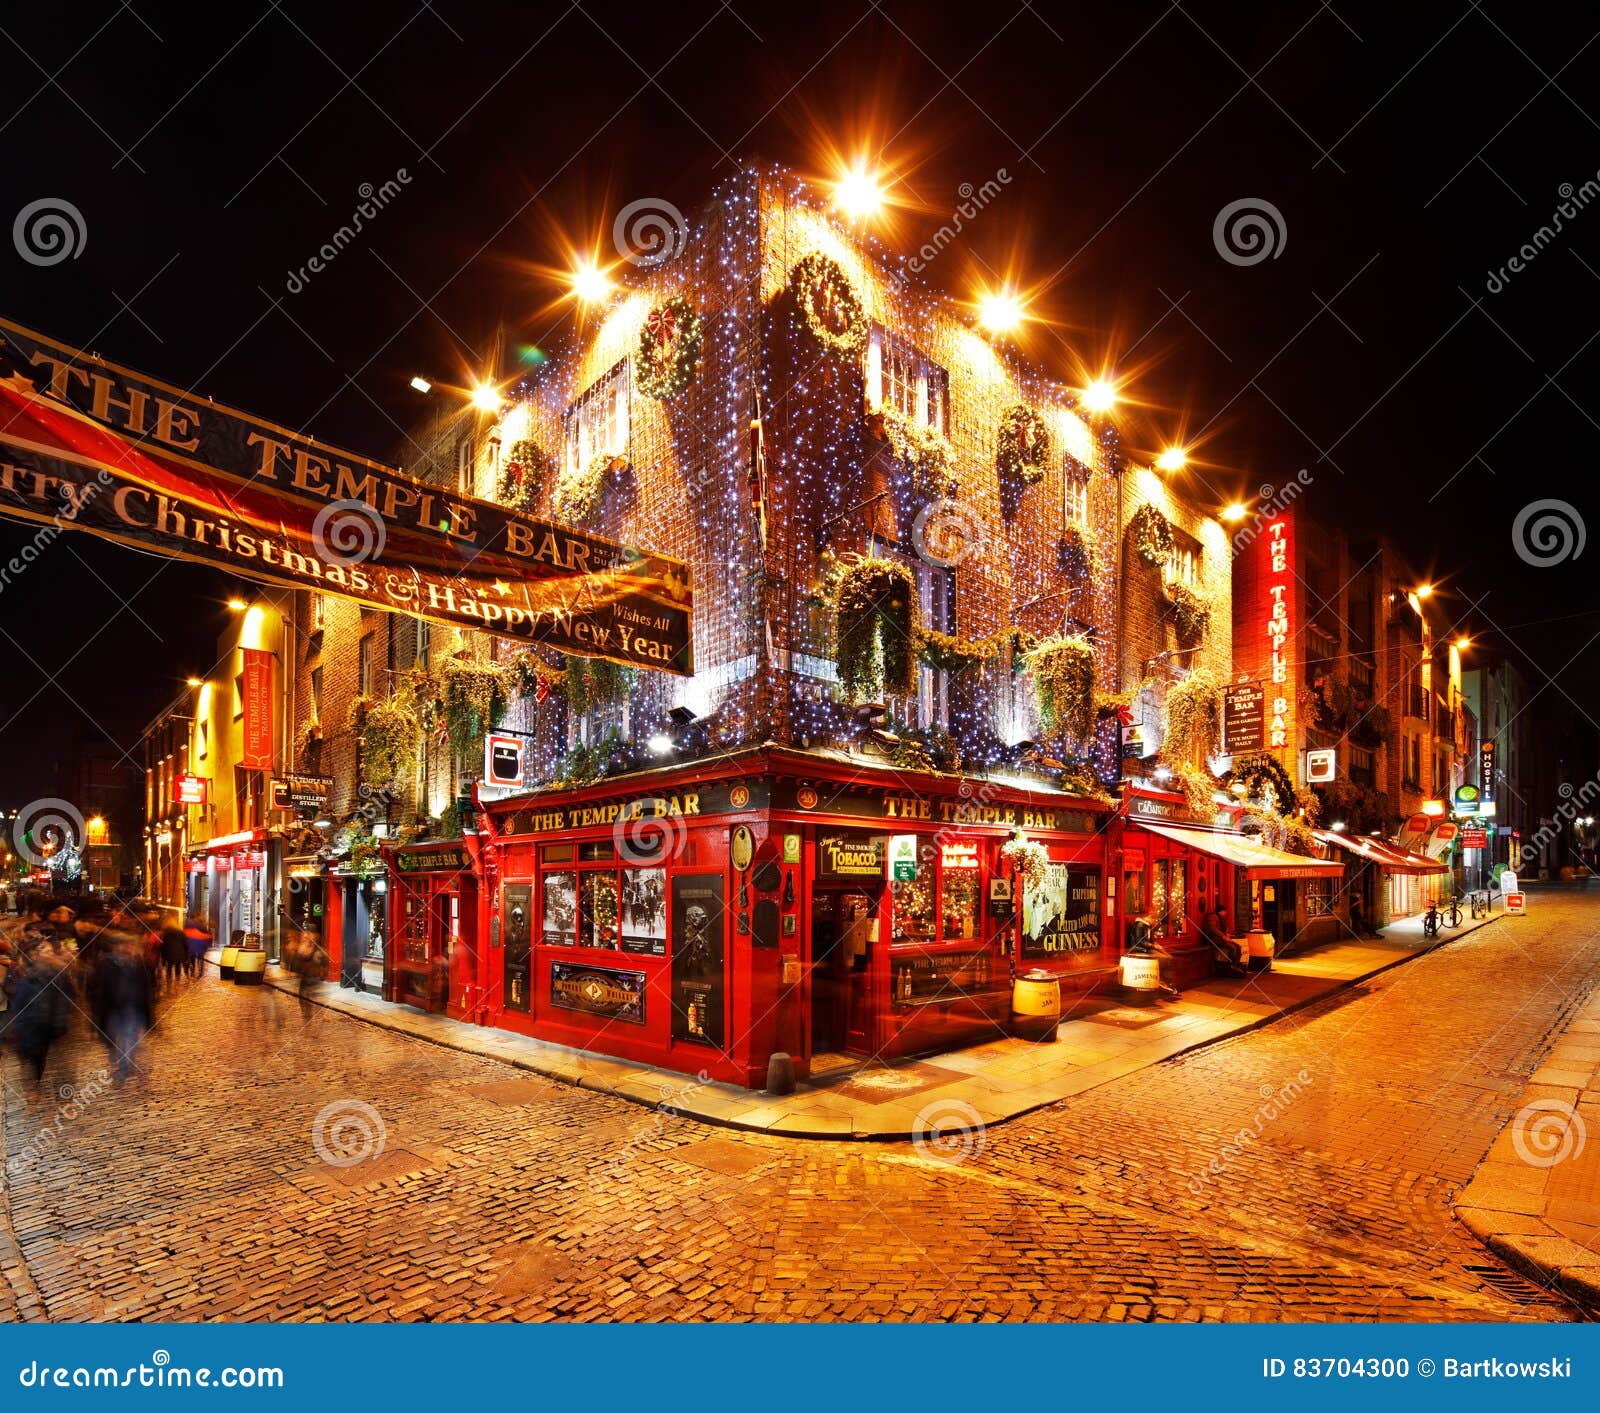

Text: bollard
xmin=766 ymin=1051 xmax=796 ymax=1096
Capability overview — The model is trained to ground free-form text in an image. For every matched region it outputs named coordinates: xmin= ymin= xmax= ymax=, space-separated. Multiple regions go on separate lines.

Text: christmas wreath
xmin=833 ymin=555 xmax=919 ymax=701
xmin=1129 ymin=503 xmax=1174 ymax=567
xmin=1166 ymin=581 xmax=1211 ymax=643
xmin=1021 ymin=633 xmax=1097 ymax=740
xmin=788 ymin=252 xmax=867 ymax=358
xmin=998 ymin=403 xmax=1052 ymax=484
xmin=635 ymin=295 xmax=703 ymax=400
xmin=1229 ymin=751 xmax=1301 ymax=816
xmin=497 ymin=439 xmax=553 ymax=513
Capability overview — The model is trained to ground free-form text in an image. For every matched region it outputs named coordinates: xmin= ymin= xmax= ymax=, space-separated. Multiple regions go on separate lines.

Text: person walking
xmin=160 ymin=921 xmax=188 ymax=988
xmin=8 ymin=939 xmax=76 ymax=1096
xmin=285 ymin=928 xmax=326 ymax=1026
xmin=182 ymin=914 xmax=212 ymax=978
xmin=88 ymin=931 xmax=153 ymax=1083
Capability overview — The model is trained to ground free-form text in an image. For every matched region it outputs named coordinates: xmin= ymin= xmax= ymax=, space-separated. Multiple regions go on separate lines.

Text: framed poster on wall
xmin=671 ymin=874 xmax=725 ymax=1047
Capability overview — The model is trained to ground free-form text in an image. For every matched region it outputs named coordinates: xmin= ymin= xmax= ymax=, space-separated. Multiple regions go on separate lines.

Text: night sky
xmin=3 ymin=1 xmax=1597 ymax=807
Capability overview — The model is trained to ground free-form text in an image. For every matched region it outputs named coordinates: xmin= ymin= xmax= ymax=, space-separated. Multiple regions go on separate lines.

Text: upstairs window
xmin=359 ymin=632 xmax=376 ymax=698
xmin=308 ymin=592 xmax=325 ymax=632
xmin=454 ymin=435 xmax=475 ymax=498
xmin=867 ymin=326 xmax=948 ymax=434
xmin=1064 ymin=466 xmax=1090 ymax=528
xmin=1164 ymin=538 xmax=1200 ymax=590
xmin=563 ymin=361 xmax=630 ymax=481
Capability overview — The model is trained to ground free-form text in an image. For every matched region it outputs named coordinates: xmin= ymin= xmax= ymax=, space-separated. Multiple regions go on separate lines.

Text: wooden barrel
xmin=1011 ymin=969 xmax=1061 ymax=1041
xmin=218 ymin=944 xmax=239 ymax=980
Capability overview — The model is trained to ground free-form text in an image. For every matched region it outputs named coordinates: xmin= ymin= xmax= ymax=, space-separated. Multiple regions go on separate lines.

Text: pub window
xmin=1064 ymin=466 xmax=1090 ymax=528
xmin=310 ymin=666 xmax=323 ymax=720
xmin=1303 ymin=878 xmax=1334 ymax=918
xmin=890 ymin=875 xmax=936 ymax=944
xmin=866 ymin=326 xmax=949 ymax=434
xmin=1164 ymin=539 xmax=1199 ymax=590
xmin=580 ymin=873 xmax=620 ymax=949
xmin=308 ymin=592 xmax=324 ymax=632
xmin=415 ymin=618 xmax=431 ymax=670
xmin=542 ymin=872 xmax=577 ymax=946
xmin=562 ymin=360 xmax=630 ymax=484
xmin=455 ymin=435 xmax=475 ymax=498
xmin=619 ymin=869 xmax=668 ymax=955
xmin=358 ymin=632 xmax=376 ymax=698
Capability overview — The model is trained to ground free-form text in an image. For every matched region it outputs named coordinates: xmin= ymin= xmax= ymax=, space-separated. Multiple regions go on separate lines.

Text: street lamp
xmin=1220 ymin=502 xmax=1248 ymax=523
xmin=1080 ymin=378 xmax=1118 ymax=413
xmin=470 ymin=383 xmax=503 ymax=413
xmin=976 ymin=288 xmax=1025 ymax=335
xmin=1415 ymin=583 xmax=1434 ymax=599
xmin=833 ymin=164 xmax=885 ymax=218
xmin=570 ymin=261 xmax=612 ymax=305
xmin=1156 ymin=447 xmax=1187 ymax=473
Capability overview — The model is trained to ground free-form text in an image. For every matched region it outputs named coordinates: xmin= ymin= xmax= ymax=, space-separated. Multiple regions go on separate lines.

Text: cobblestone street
xmin=4 ymin=894 xmax=1597 ymax=1324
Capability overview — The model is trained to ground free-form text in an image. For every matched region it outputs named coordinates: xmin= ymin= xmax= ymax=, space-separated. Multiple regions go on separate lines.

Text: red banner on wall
xmin=241 ymin=648 xmax=273 ymax=771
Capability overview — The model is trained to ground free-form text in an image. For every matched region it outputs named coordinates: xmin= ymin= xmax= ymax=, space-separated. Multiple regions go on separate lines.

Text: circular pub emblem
xmin=730 ymin=825 xmax=754 ymax=872
xmin=797 ymin=785 xmax=819 ymax=810
xmin=729 ymin=784 xmax=750 ymax=809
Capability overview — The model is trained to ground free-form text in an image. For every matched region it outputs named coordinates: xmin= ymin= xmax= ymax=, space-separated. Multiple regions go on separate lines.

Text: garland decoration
xmin=1229 ymin=750 xmax=1299 ymax=815
xmin=998 ymin=403 xmax=1051 ymax=484
xmin=1129 ymin=503 xmax=1174 ymax=567
xmin=439 ymin=656 xmax=512 ymax=750
xmin=1161 ymin=667 xmax=1221 ymax=763
xmin=1058 ymin=524 xmax=1096 ymax=581
xmin=497 ymin=439 xmax=553 ymax=513
xmin=552 ymin=452 xmax=621 ymax=523
xmin=1001 ymin=834 xmax=1051 ymax=891
xmin=874 ymin=402 xmax=957 ymax=498
xmin=556 ymin=654 xmax=637 ymax=716
xmin=833 ymin=555 xmax=919 ymax=701
xmin=916 ymin=627 xmax=1010 ymax=674
xmin=1166 ymin=582 xmax=1211 ymax=644
xmin=891 ymin=725 xmax=962 ymax=774
xmin=635 ymin=296 xmax=703 ymax=400
xmin=1021 ymin=633 xmax=1097 ymax=739
xmin=1170 ymin=765 xmax=1221 ymax=823
xmin=788 ymin=252 xmax=867 ymax=358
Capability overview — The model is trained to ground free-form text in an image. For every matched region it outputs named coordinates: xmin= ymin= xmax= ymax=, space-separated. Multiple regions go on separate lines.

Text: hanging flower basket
xmin=350 ymin=696 xmax=421 ymax=788
xmin=1166 ymin=581 xmax=1210 ymax=643
xmin=439 ymin=657 xmax=512 ymax=751
xmin=1002 ymin=834 xmax=1051 ymax=891
xmin=1058 ymin=524 xmax=1096 ymax=581
xmin=552 ymin=452 xmax=623 ymax=523
xmin=1129 ymin=503 xmax=1174 ymax=567
xmin=833 ymin=556 xmax=919 ymax=701
xmin=497 ymin=439 xmax=553 ymax=513
xmin=1161 ymin=667 xmax=1220 ymax=762
xmin=788 ymin=252 xmax=867 ymax=358
xmin=555 ymin=655 xmax=636 ymax=716
xmin=872 ymin=402 xmax=958 ymax=498
xmin=998 ymin=404 xmax=1051 ymax=485
xmin=1021 ymin=633 xmax=1097 ymax=739
xmin=635 ymin=295 xmax=703 ymax=400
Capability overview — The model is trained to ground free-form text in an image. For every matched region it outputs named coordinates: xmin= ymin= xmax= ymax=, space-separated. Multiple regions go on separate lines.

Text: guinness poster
xmin=1020 ymin=865 xmax=1103 ymax=958
xmin=0 ymin=318 xmax=691 ymax=674
xmin=670 ymin=874 xmax=725 ymax=1048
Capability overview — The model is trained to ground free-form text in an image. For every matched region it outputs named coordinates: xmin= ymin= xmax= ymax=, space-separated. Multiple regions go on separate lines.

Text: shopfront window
xmin=890 ymin=876 xmax=936 ymax=944
xmin=620 ymin=869 xmax=667 ymax=956
xmin=942 ymin=869 xmax=981 ymax=940
xmin=581 ymin=874 xmax=620 ymax=948
xmin=398 ymin=886 xmax=426 ymax=964
xmin=542 ymin=872 xmax=577 ymax=946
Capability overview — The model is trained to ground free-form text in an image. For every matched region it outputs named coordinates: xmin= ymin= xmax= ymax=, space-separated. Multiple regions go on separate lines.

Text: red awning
xmin=1314 ymin=830 xmax=1446 ymax=876
xmin=1130 ymin=821 xmax=1345 ymax=880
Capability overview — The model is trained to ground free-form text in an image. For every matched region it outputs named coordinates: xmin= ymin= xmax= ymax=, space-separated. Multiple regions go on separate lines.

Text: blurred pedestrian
xmin=87 ymin=931 xmax=152 ymax=1082
xmin=285 ymin=928 xmax=325 ymax=1025
xmin=7 ymin=939 xmax=76 ymax=1095
xmin=160 ymin=922 xmax=188 ymax=987
xmin=183 ymin=914 xmax=212 ymax=978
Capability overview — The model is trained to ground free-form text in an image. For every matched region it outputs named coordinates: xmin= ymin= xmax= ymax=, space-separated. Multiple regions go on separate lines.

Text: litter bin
xmin=1246 ymin=930 xmax=1275 ymax=972
xmin=1011 ymin=969 xmax=1061 ymax=1042
xmin=233 ymin=948 xmax=266 ymax=986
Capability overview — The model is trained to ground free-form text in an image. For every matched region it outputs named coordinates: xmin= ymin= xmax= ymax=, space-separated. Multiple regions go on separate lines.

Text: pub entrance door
xmin=809 ymin=888 xmax=877 ymax=1059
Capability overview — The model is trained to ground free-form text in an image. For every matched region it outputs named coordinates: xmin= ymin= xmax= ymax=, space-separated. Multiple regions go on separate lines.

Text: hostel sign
xmin=0 ymin=318 xmax=692 ymax=674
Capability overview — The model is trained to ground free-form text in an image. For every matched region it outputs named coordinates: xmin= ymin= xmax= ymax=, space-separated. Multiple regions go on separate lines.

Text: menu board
xmin=1020 ymin=866 xmax=1102 ymax=958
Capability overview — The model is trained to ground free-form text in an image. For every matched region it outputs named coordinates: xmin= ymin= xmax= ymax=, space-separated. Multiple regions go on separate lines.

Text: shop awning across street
xmin=1314 ymin=830 xmax=1446 ymax=875
xmin=1130 ymin=821 xmax=1345 ymax=880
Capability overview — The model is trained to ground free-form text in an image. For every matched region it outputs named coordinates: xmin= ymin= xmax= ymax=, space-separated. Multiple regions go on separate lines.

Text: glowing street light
xmin=1220 ymin=502 xmax=1248 ymax=524
xmin=185 ymin=676 xmax=204 ymax=687
xmin=833 ymin=165 xmax=885 ymax=218
xmin=1156 ymin=447 xmax=1187 ymax=473
xmin=409 ymin=376 xmax=432 ymax=394
xmin=1415 ymin=583 xmax=1434 ymax=599
xmin=470 ymin=383 xmax=503 ymax=413
xmin=226 ymin=597 xmax=248 ymax=612
xmin=1081 ymin=379 xmax=1118 ymax=413
xmin=976 ymin=288 xmax=1025 ymax=335
xmin=1456 ymin=636 xmax=1472 ymax=650
xmin=570 ymin=261 xmax=612 ymax=304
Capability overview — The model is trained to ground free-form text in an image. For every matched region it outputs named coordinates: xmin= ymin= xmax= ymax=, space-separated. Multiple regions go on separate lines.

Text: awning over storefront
xmin=1130 ymin=821 xmax=1345 ymax=880
xmin=1314 ymin=830 xmax=1446 ymax=875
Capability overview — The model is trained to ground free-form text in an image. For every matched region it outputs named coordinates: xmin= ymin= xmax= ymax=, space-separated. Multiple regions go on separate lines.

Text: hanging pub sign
xmin=0 ymin=318 xmax=691 ymax=675
xmin=1480 ymin=740 xmax=1496 ymax=803
xmin=173 ymin=774 xmax=207 ymax=807
xmin=270 ymin=772 xmax=331 ymax=812
xmin=1223 ymin=681 xmax=1266 ymax=754
xmin=484 ymin=733 xmax=524 ymax=788
xmin=1454 ymin=784 xmax=1481 ymax=815
xmin=1304 ymin=747 xmax=1336 ymax=784
xmin=888 ymin=834 xmax=919 ymax=882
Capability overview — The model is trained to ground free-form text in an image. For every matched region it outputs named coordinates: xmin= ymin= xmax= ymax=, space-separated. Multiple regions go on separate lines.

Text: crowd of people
xmin=0 ymin=894 xmax=215 ymax=1094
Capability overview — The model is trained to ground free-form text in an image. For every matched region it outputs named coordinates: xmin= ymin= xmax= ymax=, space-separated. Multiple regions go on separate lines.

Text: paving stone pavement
xmin=3 ymin=893 xmax=1598 ymax=1323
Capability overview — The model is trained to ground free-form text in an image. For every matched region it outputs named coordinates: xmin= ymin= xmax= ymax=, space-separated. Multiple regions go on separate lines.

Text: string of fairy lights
xmin=424 ymin=159 xmax=1248 ymax=798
